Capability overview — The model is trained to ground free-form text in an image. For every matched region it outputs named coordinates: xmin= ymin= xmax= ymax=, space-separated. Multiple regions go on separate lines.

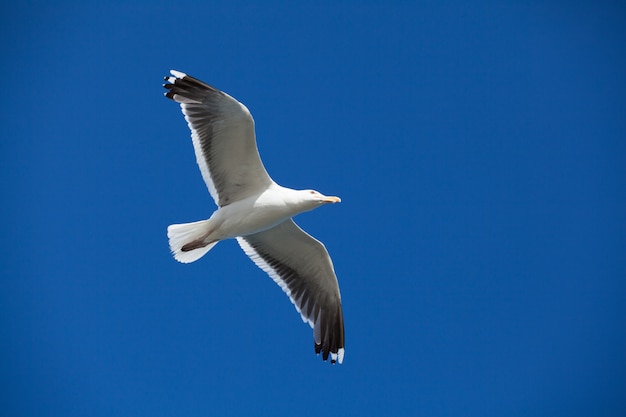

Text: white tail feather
xmin=167 ymin=219 xmax=218 ymax=263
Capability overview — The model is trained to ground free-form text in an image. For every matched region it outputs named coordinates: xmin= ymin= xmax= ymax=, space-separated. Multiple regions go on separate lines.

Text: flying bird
xmin=163 ymin=70 xmax=345 ymax=363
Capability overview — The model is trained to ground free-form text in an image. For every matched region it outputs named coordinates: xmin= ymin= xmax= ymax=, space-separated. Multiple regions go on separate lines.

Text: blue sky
xmin=2 ymin=1 xmax=625 ymax=416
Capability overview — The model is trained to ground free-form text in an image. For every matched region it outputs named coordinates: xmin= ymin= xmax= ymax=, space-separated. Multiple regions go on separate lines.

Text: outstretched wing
xmin=237 ymin=219 xmax=345 ymax=363
xmin=164 ymin=70 xmax=273 ymax=207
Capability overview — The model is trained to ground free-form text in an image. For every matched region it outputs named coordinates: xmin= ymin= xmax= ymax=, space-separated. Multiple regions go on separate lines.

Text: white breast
xmin=212 ymin=187 xmax=300 ymax=239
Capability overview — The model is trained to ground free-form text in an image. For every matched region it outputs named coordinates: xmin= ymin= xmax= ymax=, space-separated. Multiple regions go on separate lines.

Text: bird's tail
xmin=167 ymin=219 xmax=218 ymax=263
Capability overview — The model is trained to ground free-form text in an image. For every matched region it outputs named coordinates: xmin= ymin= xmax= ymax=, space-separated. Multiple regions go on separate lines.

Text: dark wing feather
xmin=237 ymin=219 xmax=345 ymax=363
xmin=164 ymin=70 xmax=273 ymax=207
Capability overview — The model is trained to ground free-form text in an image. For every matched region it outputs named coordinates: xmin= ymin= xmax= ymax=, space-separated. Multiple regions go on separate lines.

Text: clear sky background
xmin=2 ymin=1 xmax=625 ymax=416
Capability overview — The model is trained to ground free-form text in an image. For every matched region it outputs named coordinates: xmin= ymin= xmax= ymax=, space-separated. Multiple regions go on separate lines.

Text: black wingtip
xmin=316 ymin=340 xmax=331 ymax=361
xmin=315 ymin=340 xmax=343 ymax=364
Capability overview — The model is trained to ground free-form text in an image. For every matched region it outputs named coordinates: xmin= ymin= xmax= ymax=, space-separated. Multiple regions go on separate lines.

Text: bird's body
xmin=163 ymin=70 xmax=345 ymax=363
xmin=170 ymin=184 xmax=339 ymax=257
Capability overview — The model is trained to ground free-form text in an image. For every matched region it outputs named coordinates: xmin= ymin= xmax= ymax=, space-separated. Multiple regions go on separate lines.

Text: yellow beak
xmin=323 ymin=196 xmax=341 ymax=203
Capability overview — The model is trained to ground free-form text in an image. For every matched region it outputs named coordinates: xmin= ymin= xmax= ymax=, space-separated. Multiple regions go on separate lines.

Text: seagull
xmin=163 ymin=70 xmax=345 ymax=363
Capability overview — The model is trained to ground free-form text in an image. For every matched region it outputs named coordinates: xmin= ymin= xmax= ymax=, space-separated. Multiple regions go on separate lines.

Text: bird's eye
xmin=310 ymin=191 xmax=316 ymax=195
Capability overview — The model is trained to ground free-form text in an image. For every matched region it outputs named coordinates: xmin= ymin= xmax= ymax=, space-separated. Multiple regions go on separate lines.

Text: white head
xmin=294 ymin=189 xmax=341 ymax=212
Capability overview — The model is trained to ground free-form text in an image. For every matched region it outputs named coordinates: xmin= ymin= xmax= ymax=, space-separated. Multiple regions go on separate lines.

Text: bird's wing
xmin=164 ymin=70 xmax=273 ymax=207
xmin=236 ymin=219 xmax=345 ymax=363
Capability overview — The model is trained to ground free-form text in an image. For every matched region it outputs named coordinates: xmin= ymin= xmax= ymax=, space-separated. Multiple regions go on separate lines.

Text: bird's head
xmin=302 ymin=189 xmax=341 ymax=205
xmin=292 ymin=189 xmax=341 ymax=212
